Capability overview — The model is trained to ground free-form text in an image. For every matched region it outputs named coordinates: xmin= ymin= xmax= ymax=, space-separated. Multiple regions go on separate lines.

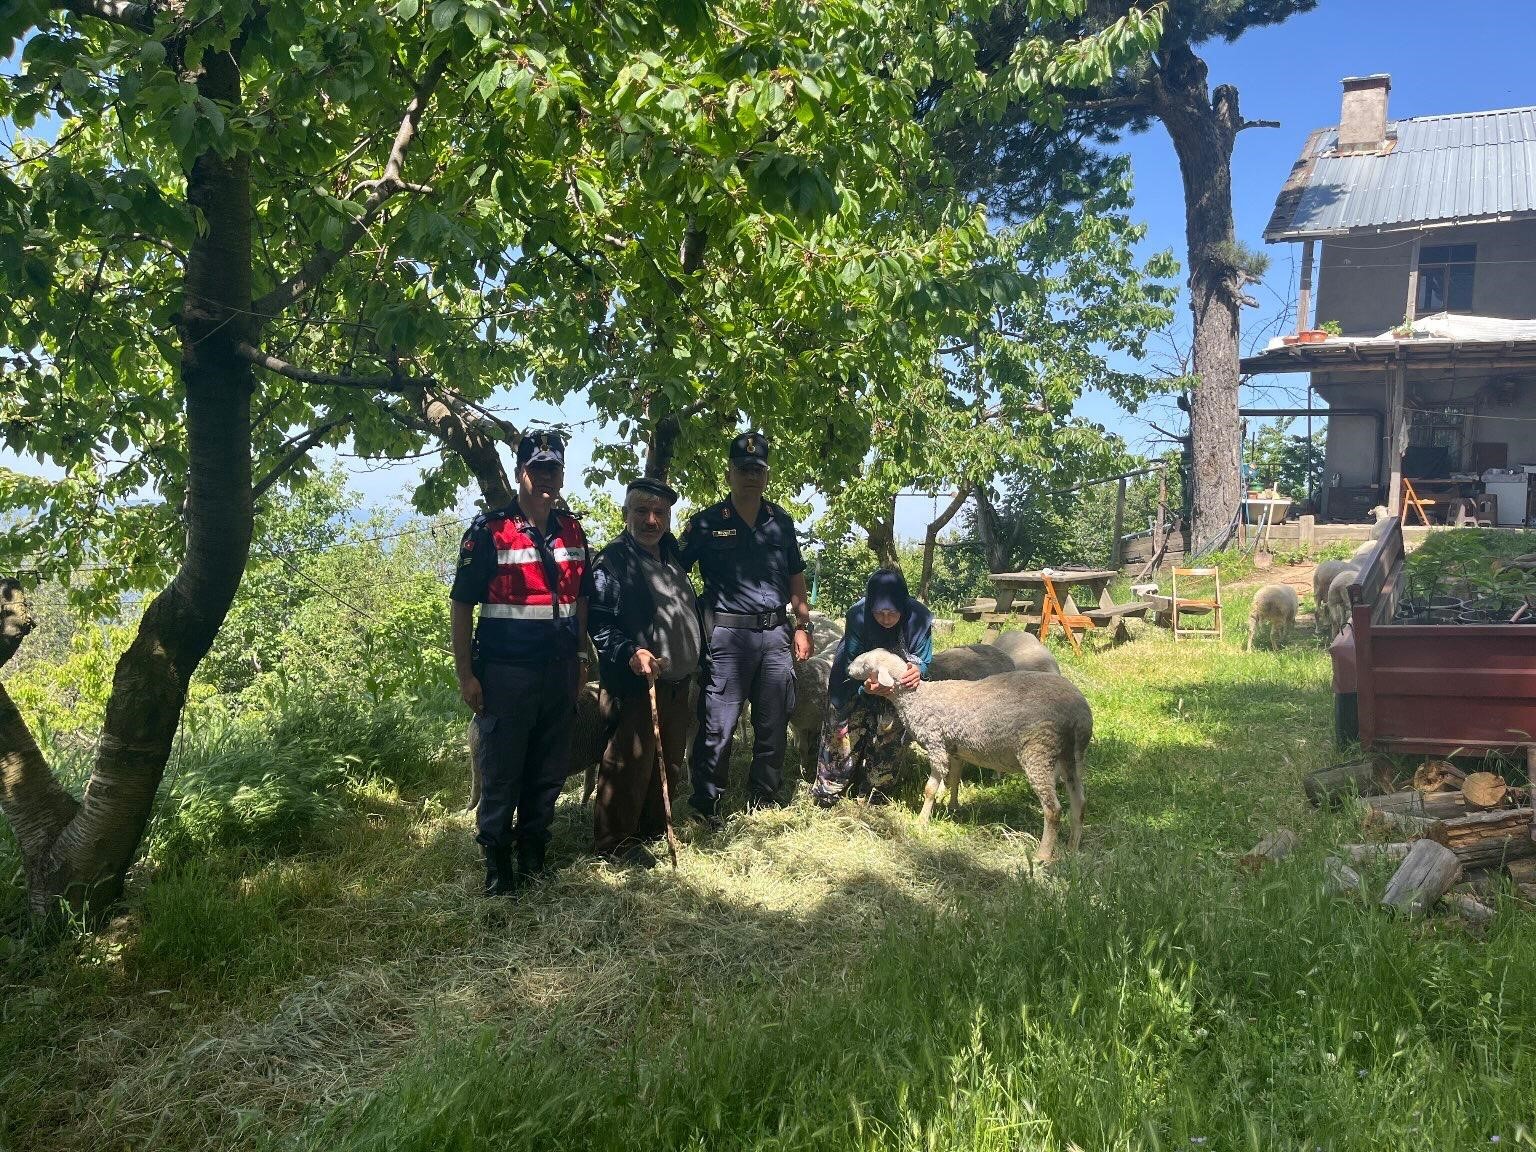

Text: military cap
xmin=626 ymin=476 xmax=679 ymax=506
xmin=516 ymin=430 xmax=565 ymax=469
xmin=728 ymin=431 xmax=770 ymax=469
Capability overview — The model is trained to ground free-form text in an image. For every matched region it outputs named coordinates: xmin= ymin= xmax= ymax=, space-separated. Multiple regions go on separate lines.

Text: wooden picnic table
xmin=986 ymin=568 xmax=1119 ymax=623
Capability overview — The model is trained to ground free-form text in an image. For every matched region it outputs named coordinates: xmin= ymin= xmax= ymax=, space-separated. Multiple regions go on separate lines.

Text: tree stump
xmin=1303 ymin=755 xmax=1395 ymax=808
xmin=1240 ymin=828 xmax=1298 ymax=871
xmin=1424 ymin=809 xmax=1536 ymax=871
xmin=1380 ymin=839 xmax=1461 ymax=916
xmin=1461 ymin=772 xmax=1508 ymax=811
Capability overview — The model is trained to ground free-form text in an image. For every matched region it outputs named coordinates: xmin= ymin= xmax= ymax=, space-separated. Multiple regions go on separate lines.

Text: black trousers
xmin=689 ymin=624 xmax=795 ymax=813
xmin=473 ymin=655 xmax=579 ymax=852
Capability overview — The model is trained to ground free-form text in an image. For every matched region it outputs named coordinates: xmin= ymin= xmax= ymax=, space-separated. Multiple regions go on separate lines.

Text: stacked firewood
xmin=1298 ymin=756 xmax=1536 ymax=924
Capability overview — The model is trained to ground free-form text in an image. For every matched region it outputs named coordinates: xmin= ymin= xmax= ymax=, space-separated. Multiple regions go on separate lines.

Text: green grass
xmin=6 ymin=614 xmax=1536 ymax=1151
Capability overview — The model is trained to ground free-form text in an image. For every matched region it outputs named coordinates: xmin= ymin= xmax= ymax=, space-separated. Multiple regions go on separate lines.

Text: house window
xmin=1417 ymin=244 xmax=1476 ymax=313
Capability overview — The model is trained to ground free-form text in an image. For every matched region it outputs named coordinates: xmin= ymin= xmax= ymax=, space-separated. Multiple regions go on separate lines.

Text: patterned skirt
xmin=811 ymin=694 xmax=905 ymax=805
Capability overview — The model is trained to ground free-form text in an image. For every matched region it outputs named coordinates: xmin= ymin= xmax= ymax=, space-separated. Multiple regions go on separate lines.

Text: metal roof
xmin=1263 ymin=106 xmax=1536 ymax=242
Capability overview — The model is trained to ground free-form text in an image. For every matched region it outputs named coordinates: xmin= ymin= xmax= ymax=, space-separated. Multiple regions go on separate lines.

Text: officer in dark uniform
xmin=450 ymin=431 xmax=589 ymax=895
xmin=679 ymin=432 xmax=814 ymax=825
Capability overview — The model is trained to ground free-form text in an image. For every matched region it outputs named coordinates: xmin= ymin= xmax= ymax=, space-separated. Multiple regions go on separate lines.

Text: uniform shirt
xmin=678 ymin=498 xmax=806 ymax=615
xmin=450 ymin=505 xmax=587 ymax=664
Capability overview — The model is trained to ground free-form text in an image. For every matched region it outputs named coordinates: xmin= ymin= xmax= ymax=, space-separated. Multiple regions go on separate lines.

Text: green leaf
xmin=430 ymin=0 xmax=460 ymax=31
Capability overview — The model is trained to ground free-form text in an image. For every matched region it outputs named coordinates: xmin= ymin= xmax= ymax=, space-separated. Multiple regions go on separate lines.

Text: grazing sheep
xmin=988 ymin=629 xmax=1061 ymax=674
xmin=469 ymin=680 xmax=606 ymax=812
xmin=1323 ymin=566 xmax=1361 ymax=638
xmin=927 ymin=642 xmax=1015 ymax=681
xmin=847 ymin=648 xmax=1091 ymax=862
xmin=1246 ymin=583 xmax=1299 ymax=651
xmin=1311 ymin=560 xmax=1351 ymax=629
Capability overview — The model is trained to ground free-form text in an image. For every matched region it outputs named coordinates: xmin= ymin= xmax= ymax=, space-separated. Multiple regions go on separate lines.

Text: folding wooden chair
xmin=1170 ymin=567 xmax=1223 ymax=641
xmin=1401 ymin=478 xmax=1436 ymax=527
xmin=1038 ymin=574 xmax=1095 ymax=653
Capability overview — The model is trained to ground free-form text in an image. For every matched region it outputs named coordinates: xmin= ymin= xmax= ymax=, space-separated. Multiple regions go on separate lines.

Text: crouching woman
xmin=584 ymin=478 xmax=703 ymax=866
xmin=811 ymin=568 xmax=932 ymax=806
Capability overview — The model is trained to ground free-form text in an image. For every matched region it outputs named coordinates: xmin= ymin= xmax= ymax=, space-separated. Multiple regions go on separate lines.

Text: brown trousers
xmin=593 ymin=677 xmax=692 ymax=857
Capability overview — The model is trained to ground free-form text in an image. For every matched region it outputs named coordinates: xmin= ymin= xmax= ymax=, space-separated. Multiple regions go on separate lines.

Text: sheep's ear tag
xmin=877 ymin=670 xmax=896 ymax=688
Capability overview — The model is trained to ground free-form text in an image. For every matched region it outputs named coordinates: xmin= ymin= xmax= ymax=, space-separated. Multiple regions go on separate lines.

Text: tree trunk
xmin=862 ymin=499 xmax=899 ymax=568
xmin=1 ymin=47 xmax=257 ymax=924
xmin=973 ymin=488 xmax=1009 ymax=573
xmin=1154 ymin=46 xmax=1246 ymax=554
xmin=416 ymin=390 xmax=515 ymax=508
xmin=647 ymin=408 xmax=680 ymax=482
xmin=918 ymin=487 xmax=970 ymax=601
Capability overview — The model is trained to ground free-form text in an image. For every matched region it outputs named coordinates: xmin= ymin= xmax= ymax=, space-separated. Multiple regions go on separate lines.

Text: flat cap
xmin=626 ymin=476 xmax=679 ymax=505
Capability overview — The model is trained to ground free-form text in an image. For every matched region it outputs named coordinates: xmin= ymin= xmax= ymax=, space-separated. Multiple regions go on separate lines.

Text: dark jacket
xmin=827 ymin=596 xmax=935 ymax=713
xmin=584 ymin=531 xmax=702 ymax=697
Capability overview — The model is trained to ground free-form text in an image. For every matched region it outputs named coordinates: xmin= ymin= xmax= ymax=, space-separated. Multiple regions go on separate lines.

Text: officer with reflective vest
xmin=450 ymin=431 xmax=589 ymax=895
xmin=679 ymin=432 xmax=814 ymax=826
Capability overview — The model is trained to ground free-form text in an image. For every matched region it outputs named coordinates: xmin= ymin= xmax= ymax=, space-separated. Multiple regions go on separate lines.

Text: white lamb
xmin=1323 ymin=566 xmax=1361 ymax=637
xmin=1369 ymin=505 xmax=1392 ymax=538
xmin=847 ymin=647 xmax=1091 ymax=861
xmin=1246 ymin=583 xmax=1298 ymax=651
xmin=1311 ymin=560 xmax=1351 ymax=632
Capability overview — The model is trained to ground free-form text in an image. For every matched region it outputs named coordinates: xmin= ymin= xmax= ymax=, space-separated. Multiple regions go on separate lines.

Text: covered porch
xmin=1240 ymin=327 xmax=1536 ymax=525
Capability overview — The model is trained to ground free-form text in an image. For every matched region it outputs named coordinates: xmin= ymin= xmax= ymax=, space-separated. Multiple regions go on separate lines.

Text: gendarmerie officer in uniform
xmin=450 ymin=431 xmax=589 ymax=895
xmin=679 ymin=432 xmax=813 ymax=826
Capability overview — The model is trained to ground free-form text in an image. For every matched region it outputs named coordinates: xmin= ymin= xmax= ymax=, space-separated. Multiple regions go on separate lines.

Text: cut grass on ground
xmin=5 ymin=607 xmax=1536 ymax=1151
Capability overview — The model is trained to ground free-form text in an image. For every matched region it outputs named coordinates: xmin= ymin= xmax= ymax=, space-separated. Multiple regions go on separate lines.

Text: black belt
xmin=714 ymin=608 xmax=787 ymax=631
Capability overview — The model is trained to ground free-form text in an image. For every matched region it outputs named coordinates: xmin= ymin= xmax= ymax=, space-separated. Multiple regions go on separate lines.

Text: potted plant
xmin=1391 ymin=313 xmax=1417 ymax=340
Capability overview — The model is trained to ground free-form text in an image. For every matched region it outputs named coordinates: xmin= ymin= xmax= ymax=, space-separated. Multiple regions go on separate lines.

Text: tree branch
xmin=58 ymin=0 xmax=155 ymax=32
xmin=252 ymin=417 xmax=350 ymax=500
xmin=236 ymin=342 xmax=430 ymax=392
xmin=416 ymin=387 xmax=516 ymax=509
xmin=252 ymin=51 xmax=450 ymax=322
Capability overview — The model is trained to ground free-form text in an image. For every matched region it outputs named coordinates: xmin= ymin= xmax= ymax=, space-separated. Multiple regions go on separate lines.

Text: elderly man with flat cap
xmin=583 ymin=476 xmax=703 ymax=866
xmin=678 ymin=432 xmax=813 ymax=827
xmin=451 ymin=430 xmax=589 ymax=895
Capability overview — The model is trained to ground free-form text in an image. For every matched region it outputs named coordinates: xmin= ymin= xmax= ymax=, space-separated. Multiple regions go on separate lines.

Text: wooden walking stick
xmin=647 ymin=678 xmax=681 ymax=869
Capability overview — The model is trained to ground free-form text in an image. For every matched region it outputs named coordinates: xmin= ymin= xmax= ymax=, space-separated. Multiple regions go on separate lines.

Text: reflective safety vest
xmin=477 ymin=509 xmax=587 ymax=660
xmin=483 ymin=510 xmax=587 ymax=619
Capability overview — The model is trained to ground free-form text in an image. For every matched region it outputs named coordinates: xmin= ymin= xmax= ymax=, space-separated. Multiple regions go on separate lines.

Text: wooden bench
xmin=1084 ymin=601 xmax=1149 ymax=642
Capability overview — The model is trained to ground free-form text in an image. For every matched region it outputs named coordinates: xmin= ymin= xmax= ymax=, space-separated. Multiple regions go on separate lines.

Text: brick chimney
xmin=1337 ymin=74 xmax=1392 ymax=153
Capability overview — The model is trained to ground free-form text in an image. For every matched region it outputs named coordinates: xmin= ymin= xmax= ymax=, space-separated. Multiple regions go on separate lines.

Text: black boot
xmin=483 ymin=846 xmax=517 ymax=897
xmin=517 ymin=838 xmax=548 ymax=884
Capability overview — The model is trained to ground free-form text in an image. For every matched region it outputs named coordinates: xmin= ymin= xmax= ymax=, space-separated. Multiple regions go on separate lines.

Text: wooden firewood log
xmin=1381 ymin=839 xmax=1461 ymax=916
xmin=1423 ymin=809 xmax=1536 ymax=871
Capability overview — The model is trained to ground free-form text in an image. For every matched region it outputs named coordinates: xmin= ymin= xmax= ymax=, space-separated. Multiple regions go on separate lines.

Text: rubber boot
xmin=483 ymin=846 xmax=517 ymax=897
xmin=517 ymin=838 xmax=548 ymax=884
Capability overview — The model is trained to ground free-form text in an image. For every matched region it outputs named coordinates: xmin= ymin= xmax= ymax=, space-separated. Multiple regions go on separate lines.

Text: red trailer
xmin=1331 ymin=519 xmax=1536 ymax=756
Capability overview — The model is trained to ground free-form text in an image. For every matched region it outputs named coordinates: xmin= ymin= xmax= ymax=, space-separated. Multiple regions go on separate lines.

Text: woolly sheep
xmin=846 ymin=648 xmax=1091 ymax=862
xmin=1369 ymin=505 xmax=1392 ymax=538
xmin=1246 ymin=583 xmax=1298 ymax=651
xmin=988 ymin=629 xmax=1061 ymax=674
xmin=1324 ymin=566 xmax=1361 ymax=638
xmin=1311 ymin=560 xmax=1351 ymax=630
xmin=927 ymin=642 xmax=1015 ymax=681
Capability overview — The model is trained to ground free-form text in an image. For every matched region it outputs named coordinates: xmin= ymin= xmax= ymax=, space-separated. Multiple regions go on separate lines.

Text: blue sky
xmin=6 ymin=1 xmax=1528 ymax=540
